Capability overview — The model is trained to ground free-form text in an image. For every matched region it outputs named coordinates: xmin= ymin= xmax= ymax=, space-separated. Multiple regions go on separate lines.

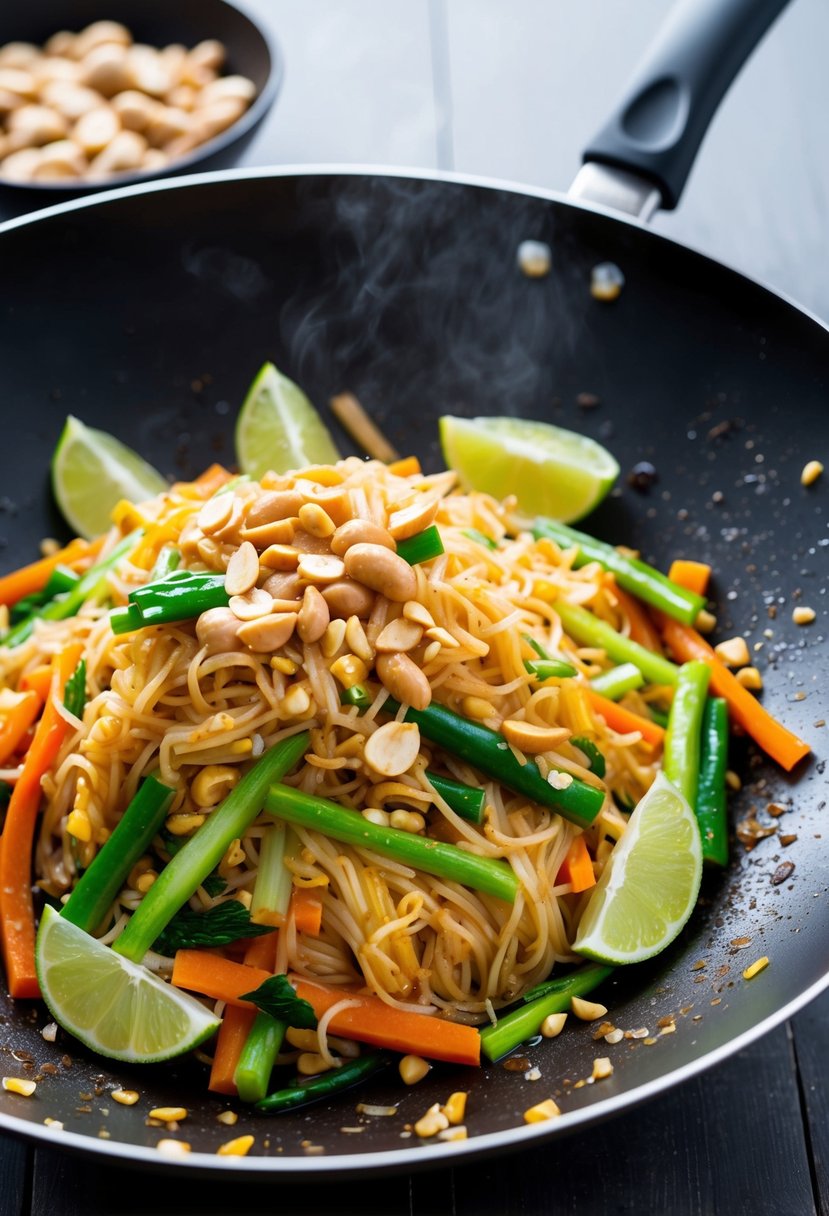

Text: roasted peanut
xmin=262 ymin=571 xmax=303 ymax=602
xmin=80 ymin=43 xmax=132 ymax=97
xmin=343 ymin=544 xmax=417 ymax=602
xmin=74 ymin=22 xmax=132 ymax=58
xmin=297 ymin=554 xmax=346 ymax=584
xmin=0 ymin=147 xmax=41 ymax=180
xmin=375 ymin=652 xmax=431 ymax=710
xmin=225 ymin=540 xmax=259 ymax=596
xmin=197 ymin=96 xmax=245 ymax=138
xmin=196 ymin=607 xmax=244 ymax=655
xmin=188 ymin=40 xmax=226 ymax=74
xmin=32 ymin=138 xmax=86 ymax=179
xmin=364 ymin=721 xmax=421 ymax=777
xmin=297 ymin=586 xmax=330 ymax=644
xmin=197 ymin=75 xmax=256 ymax=107
xmin=245 ymin=490 xmax=305 ymax=529
xmin=501 ymin=720 xmax=571 ymax=754
xmin=40 ymin=81 xmax=102 ymax=121
xmin=375 ymin=618 xmax=423 ymax=653
xmin=0 ymin=43 xmax=40 ymax=70
xmin=72 ymin=104 xmax=120 ymax=154
xmin=330 ymin=519 xmax=396 ymax=556
xmin=89 ymin=128 xmax=146 ymax=174
xmin=236 ymin=612 xmax=298 ymax=653
xmin=8 ymin=103 xmax=68 ymax=146
xmin=388 ymin=496 xmax=439 ymax=540
xmin=322 ymin=579 xmax=375 ymax=619
xmin=111 ymin=88 xmax=158 ymax=131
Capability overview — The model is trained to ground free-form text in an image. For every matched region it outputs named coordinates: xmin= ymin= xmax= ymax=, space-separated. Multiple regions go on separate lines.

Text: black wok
xmin=0 ymin=0 xmax=825 ymax=1176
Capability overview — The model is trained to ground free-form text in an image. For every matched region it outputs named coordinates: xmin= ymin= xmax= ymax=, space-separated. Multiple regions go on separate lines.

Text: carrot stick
xmin=668 ymin=560 xmax=712 ymax=598
xmin=18 ymin=666 xmax=53 ymax=700
xmin=209 ymin=1005 xmax=256 ymax=1096
xmin=244 ymin=931 xmax=278 ymax=972
xmin=293 ymin=977 xmax=481 ymax=1066
xmin=659 ymin=618 xmax=809 ymax=771
xmin=0 ymin=642 xmax=84 ymax=998
xmin=172 ymin=950 xmax=271 ymax=1007
xmin=555 ymin=835 xmax=596 ymax=893
xmin=387 ymin=455 xmax=421 ymax=477
xmin=290 ymin=886 xmax=323 ymax=937
xmin=173 ymin=463 xmax=232 ymax=499
xmin=614 ymin=587 xmax=663 ymax=653
xmin=0 ymin=690 xmax=42 ymax=766
xmin=0 ymin=538 xmax=100 ymax=608
xmin=586 ymin=688 xmax=666 ymax=748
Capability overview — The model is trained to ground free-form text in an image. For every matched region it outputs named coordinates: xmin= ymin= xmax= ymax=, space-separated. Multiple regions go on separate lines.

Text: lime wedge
xmin=35 ymin=906 xmax=219 ymax=1063
xmin=573 ymin=772 xmax=702 ymax=965
xmin=235 ymin=362 xmax=340 ymax=480
xmin=439 ymin=415 xmax=619 ymax=522
xmin=52 ymin=415 xmax=167 ymax=539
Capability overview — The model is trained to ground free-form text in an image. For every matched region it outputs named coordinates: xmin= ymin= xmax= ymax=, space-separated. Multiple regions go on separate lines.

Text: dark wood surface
xmin=1 ymin=2 xmax=828 ymax=1212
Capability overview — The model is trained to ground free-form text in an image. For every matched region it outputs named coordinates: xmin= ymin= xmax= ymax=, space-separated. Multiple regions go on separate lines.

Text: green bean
xmin=235 ymin=1012 xmax=286 ymax=1104
xmin=110 ymin=571 xmax=229 ymax=635
xmin=256 ymin=1053 xmax=389 ymax=1112
xmin=696 ymin=697 xmax=729 ymax=867
xmin=426 ymin=771 xmax=486 ymax=824
xmin=340 ymin=685 xmax=372 ymax=710
xmin=532 ymin=518 xmax=705 ymax=625
xmin=525 ymin=659 xmax=577 ymax=681
xmin=265 ymin=783 xmax=519 ymax=903
xmin=555 ymin=602 xmax=678 ymax=687
xmin=480 ymin=964 xmax=613 ymax=1061
xmin=663 ymin=660 xmax=711 ymax=807
xmin=589 ymin=662 xmax=644 ymax=700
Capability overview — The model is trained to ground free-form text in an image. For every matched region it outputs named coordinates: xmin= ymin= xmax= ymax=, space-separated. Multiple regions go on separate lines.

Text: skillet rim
xmin=0 ymin=163 xmax=826 ymax=1176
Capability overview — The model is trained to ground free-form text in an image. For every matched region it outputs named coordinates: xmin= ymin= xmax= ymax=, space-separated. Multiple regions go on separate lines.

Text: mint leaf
xmin=63 ymin=659 xmax=87 ymax=719
xmin=152 ymin=901 xmax=271 ymax=955
xmin=239 ymin=974 xmax=318 ymax=1029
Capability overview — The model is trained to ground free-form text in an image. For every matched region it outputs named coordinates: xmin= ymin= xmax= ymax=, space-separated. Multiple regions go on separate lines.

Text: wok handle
xmin=581 ymin=0 xmax=791 ymax=210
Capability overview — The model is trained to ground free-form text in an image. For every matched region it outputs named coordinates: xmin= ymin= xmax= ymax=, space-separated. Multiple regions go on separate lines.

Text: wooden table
xmin=1 ymin=2 xmax=828 ymax=1211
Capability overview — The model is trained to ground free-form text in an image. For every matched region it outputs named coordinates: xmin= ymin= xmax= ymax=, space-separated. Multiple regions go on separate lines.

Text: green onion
xmin=4 ymin=530 xmax=141 ymax=648
xmin=649 ymin=706 xmax=669 ymax=728
xmin=235 ymin=1013 xmax=286 ymax=1104
xmin=61 ymin=774 xmax=174 ymax=934
xmin=111 ymin=570 xmax=229 ymax=635
xmin=265 ymin=783 xmax=519 ymax=903
xmin=339 ymin=685 xmax=372 ymax=710
xmin=149 ymin=545 xmax=181 ymax=581
xmin=462 ymin=528 xmax=497 ymax=550
xmin=570 ymin=737 xmax=605 ymax=779
xmin=426 ymin=771 xmax=486 ymax=824
xmin=532 ymin=519 xmax=705 ymax=625
xmin=384 ymin=697 xmax=604 ymax=828
xmin=695 ymin=697 xmax=729 ymax=867
xmin=589 ymin=662 xmax=644 ymax=700
xmin=112 ymin=732 xmax=309 ymax=963
xmin=480 ymin=964 xmax=613 ymax=1061
xmin=525 ymin=658 xmax=577 ymax=681
xmin=396 ymin=526 xmax=444 ymax=565
xmin=8 ymin=566 xmax=80 ymax=626
xmin=522 ymin=634 xmax=549 ymax=660
xmin=663 ymin=660 xmax=711 ymax=807
xmin=555 ymin=601 xmax=678 ymax=687
xmin=256 ymin=1052 xmax=389 ymax=1113
xmin=62 ymin=659 xmax=87 ymax=720
xmin=250 ymin=823 xmax=296 ymax=927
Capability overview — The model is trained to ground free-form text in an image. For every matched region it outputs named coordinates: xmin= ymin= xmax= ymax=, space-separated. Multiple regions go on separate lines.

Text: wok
xmin=0 ymin=0 xmax=825 ymax=1176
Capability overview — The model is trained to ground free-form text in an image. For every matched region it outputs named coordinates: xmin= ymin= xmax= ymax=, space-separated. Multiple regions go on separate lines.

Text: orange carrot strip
xmin=0 ymin=642 xmax=84 ymax=998
xmin=659 ymin=618 xmax=810 ymax=771
xmin=387 ymin=455 xmax=421 ymax=477
xmin=244 ymin=931 xmax=278 ymax=972
xmin=293 ymin=977 xmax=481 ymax=1066
xmin=0 ymin=538 xmax=99 ymax=608
xmin=555 ymin=835 xmax=596 ymax=893
xmin=290 ymin=886 xmax=323 ymax=937
xmin=586 ymin=688 xmax=665 ymax=748
xmin=173 ymin=463 xmax=232 ymax=499
xmin=172 ymin=950 xmax=271 ymax=1007
xmin=18 ymin=666 xmax=53 ymax=700
xmin=208 ymin=1004 xmax=256 ymax=1096
xmin=614 ymin=587 xmax=663 ymax=653
xmin=668 ymin=560 xmax=712 ymax=597
xmin=0 ymin=690 xmax=42 ymax=767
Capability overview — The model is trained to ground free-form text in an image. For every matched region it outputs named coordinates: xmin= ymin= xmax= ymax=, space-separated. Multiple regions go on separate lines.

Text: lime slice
xmin=52 ymin=415 xmax=167 ymax=539
xmin=35 ymin=906 xmax=219 ymax=1063
xmin=572 ymin=772 xmax=702 ymax=965
xmin=235 ymin=362 xmax=340 ymax=480
xmin=439 ymin=415 xmax=619 ymax=522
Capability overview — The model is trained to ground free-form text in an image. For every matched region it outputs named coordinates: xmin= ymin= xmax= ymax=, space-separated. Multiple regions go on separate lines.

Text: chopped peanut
xmin=111 ymin=1089 xmax=140 ymax=1106
xmin=217 ymin=1134 xmax=255 ymax=1157
xmin=414 ymin=1103 xmax=449 ymax=1138
xmin=800 ymin=460 xmax=824 ymax=486
xmin=441 ymin=1091 xmax=468 ymax=1125
xmin=524 ymin=1098 xmax=561 ymax=1123
xmin=592 ymin=1057 xmax=614 ymax=1080
xmin=571 ymin=997 xmax=608 ymax=1021
xmin=735 ymin=666 xmax=763 ymax=691
xmin=540 ymin=1013 xmax=567 ymax=1038
xmin=399 ymin=1055 xmax=431 ymax=1085
xmin=792 ymin=607 xmax=816 ymax=625
xmin=713 ymin=636 xmax=750 ymax=667
xmin=2 ymin=1077 xmax=36 ymax=1096
xmin=149 ymin=1106 xmax=188 ymax=1123
xmin=216 ymin=1110 xmax=238 ymax=1126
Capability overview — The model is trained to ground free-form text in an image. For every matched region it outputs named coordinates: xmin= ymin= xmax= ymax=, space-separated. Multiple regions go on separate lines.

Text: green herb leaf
xmin=63 ymin=660 xmax=87 ymax=720
xmin=202 ymin=875 xmax=227 ymax=898
xmin=239 ymin=974 xmax=318 ymax=1030
xmin=152 ymin=901 xmax=272 ymax=956
xmin=570 ymin=736 xmax=606 ymax=779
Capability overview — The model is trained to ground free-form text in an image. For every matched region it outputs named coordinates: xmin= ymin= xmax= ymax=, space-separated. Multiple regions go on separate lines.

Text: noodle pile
xmin=0 ymin=458 xmax=661 ymax=1021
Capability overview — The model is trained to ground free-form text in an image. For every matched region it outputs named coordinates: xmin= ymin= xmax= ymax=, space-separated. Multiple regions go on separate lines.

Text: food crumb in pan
xmin=626 ymin=461 xmax=659 ymax=493
xmin=771 ymin=861 xmax=795 ymax=885
xmin=792 ymin=606 xmax=816 ymax=625
xmin=800 ymin=460 xmax=824 ymax=487
xmin=216 ymin=1134 xmax=254 ymax=1157
xmin=216 ymin=1110 xmax=237 ymax=1126
xmin=40 ymin=1022 xmax=57 ymax=1042
xmin=523 ymin=1098 xmax=561 ymax=1123
xmin=2 ymin=1076 xmax=35 ymax=1096
xmin=590 ymin=262 xmax=625 ymax=302
xmin=156 ymin=1139 xmax=191 ymax=1158
xmin=743 ymin=957 xmax=770 ymax=980
xmin=43 ymin=1117 xmax=63 ymax=1130
xmin=592 ymin=1057 xmax=613 ymax=1080
xmin=516 ymin=240 xmax=552 ymax=278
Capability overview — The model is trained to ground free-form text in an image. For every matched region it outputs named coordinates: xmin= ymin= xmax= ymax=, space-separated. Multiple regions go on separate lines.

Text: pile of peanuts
xmin=0 ymin=21 xmax=256 ymax=183
xmin=181 ymin=462 xmax=449 ymax=717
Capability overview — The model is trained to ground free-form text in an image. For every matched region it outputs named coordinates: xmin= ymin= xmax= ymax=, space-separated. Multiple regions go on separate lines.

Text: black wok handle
xmin=582 ymin=0 xmax=791 ymax=210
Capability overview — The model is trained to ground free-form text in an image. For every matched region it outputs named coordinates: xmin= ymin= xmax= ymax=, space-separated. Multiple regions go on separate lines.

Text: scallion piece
xmin=396 ymin=526 xmax=444 ymax=565
xmin=112 ymin=732 xmax=309 ymax=963
xmin=525 ymin=658 xmax=577 ymax=681
xmin=532 ymin=518 xmax=705 ymax=625
xmin=462 ymin=528 xmax=497 ymax=550
xmin=426 ymin=771 xmax=486 ymax=824
xmin=696 ymin=697 xmax=729 ymax=867
xmin=339 ymin=685 xmax=372 ymax=710
xmin=265 ymin=783 xmax=519 ymax=903
xmin=555 ymin=601 xmax=678 ymax=687
xmin=235 ymin=1012 xmax=286 ymax=1104
xmin=250 ymin=823 xmax=296 ymax=928
xmin=61 ymin=774 xmax=174 ymax=934
xmin=479 ymin=964 xmax=613 ymax=1061
xmin=663 ymin=660 xmax=711 ymax=807
xmin=256 ymin=1052 xmax=389 ymax=1113
xmin=589 ymin=662 xmax=644 ymax=700
xmin=149 ymin=545 xmax=181 ymax=581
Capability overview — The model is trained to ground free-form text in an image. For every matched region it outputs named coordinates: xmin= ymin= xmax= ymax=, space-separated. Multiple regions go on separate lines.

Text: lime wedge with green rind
xmin=35 ymin=906 xmax=219 ymax=1063
xmin=235 ymin=362 xmax=340 ymax=480
xmin=439 ymin=414 xmax=619 ymax=523
xmin=51 ymin=415 xmax=167 ymax=539
xmin=573 ymin=772 xmax=702 ymax=965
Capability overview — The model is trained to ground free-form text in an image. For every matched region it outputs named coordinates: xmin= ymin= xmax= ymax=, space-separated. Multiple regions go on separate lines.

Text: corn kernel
xmin=2 ymin=1077 xmax=36 ymax=1097
xmin=43 ymin=1117 xmax=63 ymax=1129
xmin=441 ymin=1091 xmax=467 ymax=1125
xmin=216 ymin=1110 xmax=238 ymax=1126
xmin=66 ymin=809 xmax=92 ymax=843
xmin=283 ymin=685 xmax=312 ymax=717
xmin=399 ymin=1055 xmax=431 ymax=1085
xmin=135 ymin=871 xmax=157 ymax=894
xmin=438 ymin=1125 xmax=468 ymax=1141
xmin=126 ymin=857 xmax=153 ymax=889
xmin=540 ymin=1013 xmax=567 ymax=1038
xmin=592 ymin=1057 xmax=614 ymax=1080
xmin=414 ymin=1103 xmax=449 ymax=1138
xmin=461 ymin=696 xmax=495 ymax=720
xmin=801 ymin=460 xmax=824 ymax=486
xmin=735 ymin=666 xmax=763 ymax=691
xmin=149 ymin=1106 xmax=188 ymax=1123
xmin=389 ymin=809 xmax=425 ymax=834
xmin=217 ymin=1134 xmax=255 ymax=1157
xmin=714 ymin=636 xmax=750 ymax=667
xmin=793 ymin=606 xmax=816 ymax=626
xmin=270 ymin=655 xmax=299 ymax=675
xmin=524 ymin=1098 xmax=561 ymax=1123
xmin=191 ymin=764 xmax=240 ymax=808
xmin=234 ymin=889 xmax=252 ymax=910
xmin=695 ymin=609 xmax=717 ymax=633
xmin=111 ymin=1089 xmax=140 ymax=1106
xmin=165 ymin=812 xmax=206 ymax=837
xmin=571 ymin=997 xmax=608 ymax=1021
xmin=743 ymin=956 xmax=770 ymax=980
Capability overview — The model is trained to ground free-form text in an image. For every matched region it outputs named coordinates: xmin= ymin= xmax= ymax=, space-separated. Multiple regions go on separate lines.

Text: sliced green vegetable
xmin=250 ymin=823 xmax=295 ymax=928
xmin=555 ymin=601 xmax=678 ymax=687
xmin=589 ymin=662 xmax=644 ymax=700
xmin=62 ymin=659 xmax=87 ymax=720
xmin=663 ymin=660 xmax=711 ymax=808
xmin=149 ymin=545 xmax=181 ymax=581
xmin=480 ymin=964 xmax=613 ymax=1061
xmin=112 ymin=732 xmax=309 ymax=963
xmin=256 ymin=1052 xmax=389 ymax=1113
xmin=570 ymin=737 xmax=606 ymax=779
xmin=426 ymin=771 xmax=486 ymax=824
xmin=235 ymin=1012 xmax=286 ymax=1104
xmin=525 ymin=658 xmax=577 ymax=681
xmin=339 ymin=685 xmax=372 ymax=710
xmin=265 ymin=783 xmax=519 ymax=903
xmin=152 ymin=901 xmax=272 ymax=956
xmin=532 ymin=518 xmax=705 ymax=625
xmin=696 ymin=697 xmax=729 ymax=867
xmin=396 ymin=526 xmax=444 ymax=565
